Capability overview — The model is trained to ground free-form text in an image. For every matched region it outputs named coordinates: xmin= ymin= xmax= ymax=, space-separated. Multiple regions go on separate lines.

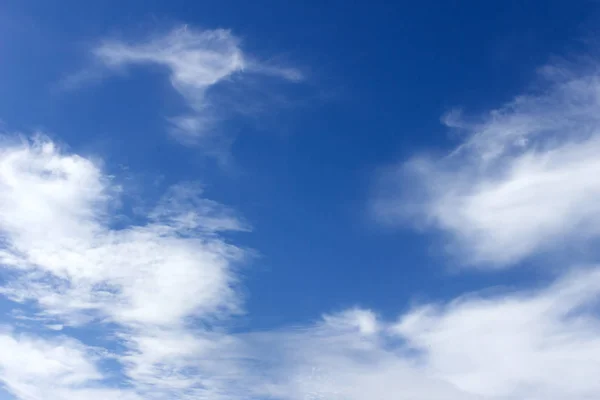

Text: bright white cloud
xmin=0 ymin=330 xmax=143 ymax=400
xmin=394 ymin=267 xmax=600 ymax=400
xmin=240 ymin=311 xmax=480 ymax=400
xmin=373 ymin=65 xmax=600 ymax=266
xmin=1 ymin=133 xmax=600 ymax=400
xmin=0 ymin=136 xmax=248 ymax=399
xmin=0 ymin=332 xmax=101 ymax=387
xmin=0 ymin=138 xmax=244 ymax=327
xmin=239 ymin=267 xmax=600 ymax=400
xmin=4 ymin=53 xmax=600 ymax=400
xmin=92 ymin=26 xmax=301 ymax=146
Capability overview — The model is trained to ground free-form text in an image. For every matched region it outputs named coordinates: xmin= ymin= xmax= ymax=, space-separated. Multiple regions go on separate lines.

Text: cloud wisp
xmin=89 ymin=26 xmax=302 ymax=153
xmin=373 ymin=64 xmax=600 ymax=267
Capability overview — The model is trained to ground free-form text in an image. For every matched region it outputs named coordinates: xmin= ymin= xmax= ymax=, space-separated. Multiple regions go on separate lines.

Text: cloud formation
xmin=395 ymin=267 xmax=600 ymax=399
xmin=373 ymin=64 xmax=600 ymax=266
xmin=4 ymin=27 xmax=600 ymax=400
xmin=0 ymin=136 xmax=248 ymax=399
xmin=92 ymin=26 xmax=301 ymax=151
xmin=232 ymin=266 xmax=600 ymax=400
xmin=1 ymin=128 xmax=600 ymax=399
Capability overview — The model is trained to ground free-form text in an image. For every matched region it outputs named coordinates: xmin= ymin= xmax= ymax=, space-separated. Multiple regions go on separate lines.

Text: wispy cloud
xmin=85 ymin=26 xmax=302 ymax=154
xmin=230 ymin=267 xmax=600 ymax=400
xmin=5 ymin=21 xmax=600 ymax=399
xmin=393 ymin=267 xmax=600 ymax=399
xmin=1 ymin=135 xmax=600 ymax=399
xmin=373 ymin=63 xmax=600 ymax=266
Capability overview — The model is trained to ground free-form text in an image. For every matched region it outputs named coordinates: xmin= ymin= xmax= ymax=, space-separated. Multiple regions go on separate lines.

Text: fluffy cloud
xmin=373 ymin=65 xmax=600 ymax=266
xmin=92 ymin=26 xmax=301 ymax=149
xmin=4 ymin=49 xmax=600 ymax=400
xmin=395 ymin=267 xmax=600 ymax=399
xmin=0 ymin=331 xmax=143 ymax=400
xmin=1 ymin=135 xmax=600 ymax=400
xmin=240 ymin=267 xmax=600 ymax=400
xmin=0 ymin=138 xmax=244 ymax=327
xmin=0 ymin=136 xmax=248 ymax=399
xmin=240 ymin=309 xmax=480 ymax=400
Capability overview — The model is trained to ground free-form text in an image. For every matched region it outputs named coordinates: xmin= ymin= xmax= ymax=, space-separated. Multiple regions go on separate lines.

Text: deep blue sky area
xmin=1 ymin=0 xmax=598 ymax=331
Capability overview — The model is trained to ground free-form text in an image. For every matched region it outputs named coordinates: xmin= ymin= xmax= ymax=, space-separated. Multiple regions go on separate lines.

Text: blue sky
xmin=1 ymin=1 xmax=600 ymax=399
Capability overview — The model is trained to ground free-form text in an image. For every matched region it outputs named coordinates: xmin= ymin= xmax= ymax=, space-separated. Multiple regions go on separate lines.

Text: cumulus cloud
xmin=0 ymin=138 xmax=244 ymax=327
xmin=91 ymin=26 xmax=301 ymax=149
xmin=0 ymin=136 xmax=248 ymax=399
xmin=373 ymin=64 xmax=600 ymax=266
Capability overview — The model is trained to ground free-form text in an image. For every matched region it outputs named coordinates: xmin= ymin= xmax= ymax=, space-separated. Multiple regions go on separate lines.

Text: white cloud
xmin=6 ymin=55 xmax=600 ymax=400
xmin=92 ymin=26 xmax=302 ymax=147
xmin=0 ymin=136 xmax=248 ymax=399
xmin=240 ymin=310 xmax=481 ymax=400
xmin=0 ymin=332 xmax=102 ymax=386
xmin=119 ymin=328 xmax=249 ymax=399
xmin=373 ymin=65 xmax=600 ymax=266
xmin=1 ymin=135 xmax=600 ymax=400
xmin=0 ymin=330 xmax=143 ymax=400
xmin=149 ymin=182 xmax=249 ymax=234
xmin=0 ymin=138 xmax=244 ymax=327
xmin=394 ymin=267 xmax=600 ymax=400
xmin=238 ymin=267 xmax=600 ymax=400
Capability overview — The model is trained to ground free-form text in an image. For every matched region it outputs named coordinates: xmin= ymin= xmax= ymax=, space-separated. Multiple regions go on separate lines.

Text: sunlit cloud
xmin=373 ymin=64 xmax=600 ymax=266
